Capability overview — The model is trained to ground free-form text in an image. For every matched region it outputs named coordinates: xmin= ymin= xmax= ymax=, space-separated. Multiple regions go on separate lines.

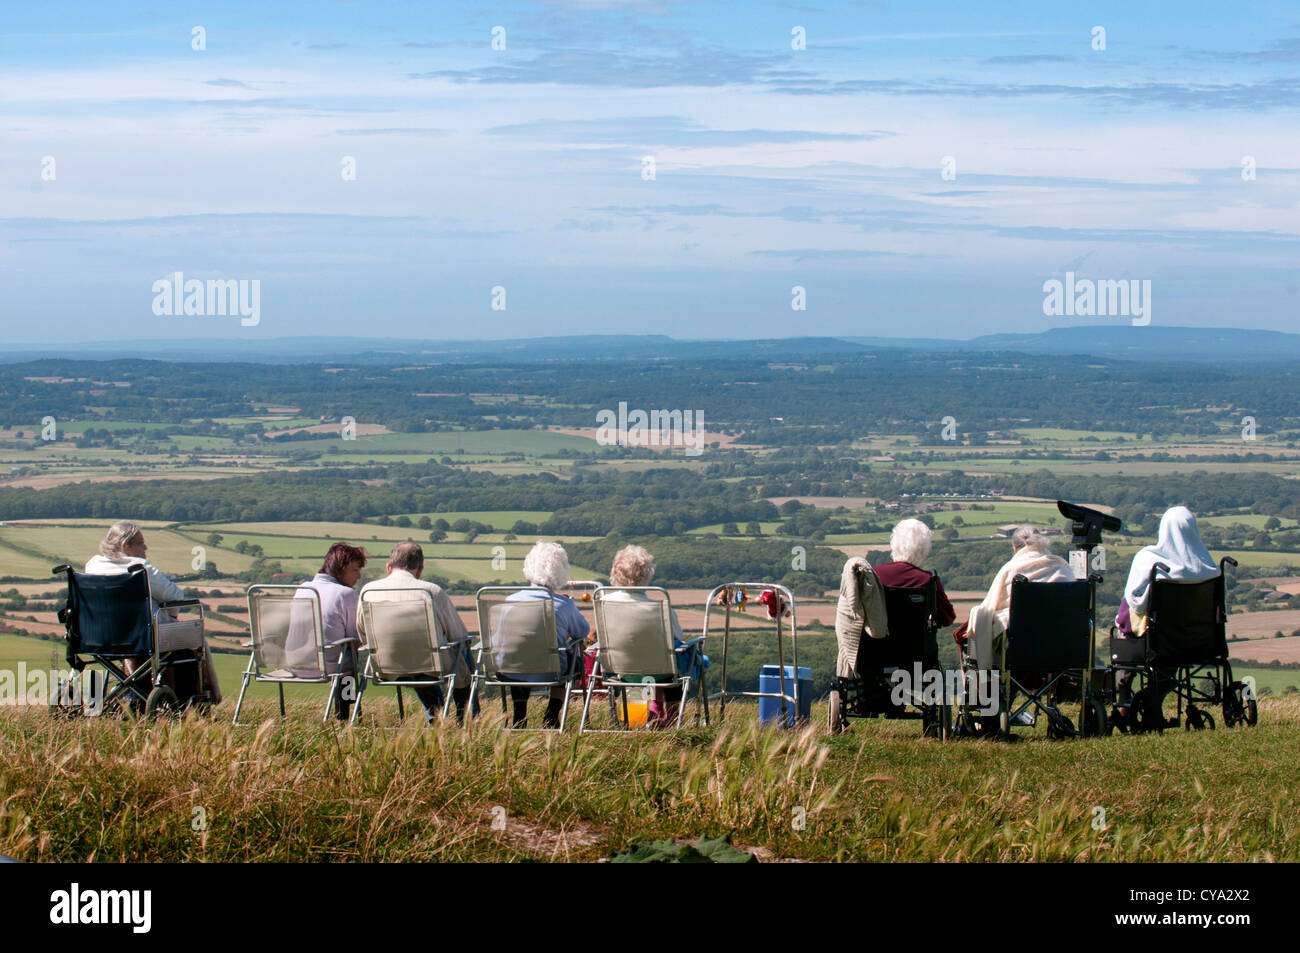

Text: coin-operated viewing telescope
xmin=1057 ymin=499 xmax=1122 ymax=553
xmin=1056 ymin=500 xmax=1123 ymax=711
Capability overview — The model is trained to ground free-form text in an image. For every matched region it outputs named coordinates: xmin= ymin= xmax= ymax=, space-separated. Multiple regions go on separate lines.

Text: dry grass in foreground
xmin=2 ymin=697 xmax=1297 ymax=862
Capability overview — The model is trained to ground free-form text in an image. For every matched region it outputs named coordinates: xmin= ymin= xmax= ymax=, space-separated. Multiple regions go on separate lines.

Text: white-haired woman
xmin=501 ymin=540 xmax=589 ymax=728
xmin=957 ymin=525 xmax=1075 ymax=664
xmin=872 ymin=519 xmax=956 ymax=626
xmin=84 ymin=520 xmax=222 ymax=703
xmin=601 ymin=544 xmax=703 ymax=728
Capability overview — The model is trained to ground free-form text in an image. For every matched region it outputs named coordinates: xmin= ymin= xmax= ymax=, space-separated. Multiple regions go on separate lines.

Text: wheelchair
xmin=955 ymin=575 xmax=1107 ymax=740
xmin=1107 ymin=557 xmax=1256 ymax=733
xmin=832 ymin=576 xmax=949 ymax=738
xmin=54 ymin=563 xmax=211 ymax=717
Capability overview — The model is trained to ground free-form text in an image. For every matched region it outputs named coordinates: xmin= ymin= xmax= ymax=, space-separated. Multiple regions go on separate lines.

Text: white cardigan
xmin=84 ymin=553 xmax=185 ymax=614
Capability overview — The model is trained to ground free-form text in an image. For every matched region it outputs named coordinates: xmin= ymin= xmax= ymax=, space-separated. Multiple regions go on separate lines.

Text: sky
xmin=1 ymin=0 xmax=1298 ymax=344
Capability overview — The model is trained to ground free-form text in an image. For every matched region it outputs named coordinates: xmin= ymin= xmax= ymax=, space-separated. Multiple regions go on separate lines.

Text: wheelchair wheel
xmin=1185 ymin=705 xmax=1214 ymax=731
xmin=1046 ymin=709 xmax=1076 ymax=740
xmin=145 ymin=686 xmax=180 ymax=718
xmin=1224 ymin=682 xmax=1258 ymax=728
xmin=1081 ymin=698 xmax=1109 ymax=737
xmin=1130 ymin=689 xmax=1163 ymax=734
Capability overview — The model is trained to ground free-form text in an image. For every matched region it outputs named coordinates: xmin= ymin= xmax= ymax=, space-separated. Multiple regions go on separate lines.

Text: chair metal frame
xmin=473 ymin=585 xmax=584 ymax=732
xmin=704 ymin=582 xmax=798 ymax=726
xmin=957 ymin=575 xmax=1101 ymax=740
xmin=232 ymin=584 xmax=358 ymax=726
xmin=579 ymin=586 xmax=707 ymax=733
xmin=562 ymin=579 xmax=618 ymax=724
xmin=1108 ymin=556 xmax=1254 ymax=732
xmin=350 ymin=586 xmax=473 ymax=726
xmin=53 ymin=563 xmax=208 ymax=716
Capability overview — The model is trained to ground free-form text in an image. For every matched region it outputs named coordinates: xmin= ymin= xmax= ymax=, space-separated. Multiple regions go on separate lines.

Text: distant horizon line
xmin=4 ymin=324 xmax=1297 ymax=350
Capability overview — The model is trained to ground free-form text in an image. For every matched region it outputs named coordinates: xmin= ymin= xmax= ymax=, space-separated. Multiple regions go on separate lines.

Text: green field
xmin=280 ymin=429 xmax=597 ymax=455
xmin=0 ymin=525 xmax=260 ymax=579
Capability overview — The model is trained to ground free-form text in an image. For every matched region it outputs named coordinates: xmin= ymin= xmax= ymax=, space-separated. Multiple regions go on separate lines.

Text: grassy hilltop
xmin=2 ymin=697 xmax=1295 ymax=863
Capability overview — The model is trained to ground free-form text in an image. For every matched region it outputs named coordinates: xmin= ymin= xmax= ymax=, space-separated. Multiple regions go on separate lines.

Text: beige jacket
xmin=834 ymin=557 xmax=889 ymax=678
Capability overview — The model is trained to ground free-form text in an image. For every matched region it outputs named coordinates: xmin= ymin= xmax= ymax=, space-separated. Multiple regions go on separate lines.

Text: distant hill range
xmin=844 ymin=326 xmax=1300 ymax=362
xmin=3 ymin=326 xmax=1297 ymax=364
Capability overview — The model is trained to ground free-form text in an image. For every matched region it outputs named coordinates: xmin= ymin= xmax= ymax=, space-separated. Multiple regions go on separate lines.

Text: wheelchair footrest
xmin=835 ymin=675 xmax=909 ymax=719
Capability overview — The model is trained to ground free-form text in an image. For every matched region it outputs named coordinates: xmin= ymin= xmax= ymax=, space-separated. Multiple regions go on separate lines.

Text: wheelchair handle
xmin=1220 ymin=556 xmax=1239 ymax=571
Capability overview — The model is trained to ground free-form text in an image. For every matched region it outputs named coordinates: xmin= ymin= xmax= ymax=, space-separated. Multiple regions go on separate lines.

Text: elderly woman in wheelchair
xmin=954 ymin=526 xmax=1077 ymax=731
xmin=68 ymin=519 xmax=220 ymax=712
xmin=1109 ymin=506 xmax=1251 ymax=733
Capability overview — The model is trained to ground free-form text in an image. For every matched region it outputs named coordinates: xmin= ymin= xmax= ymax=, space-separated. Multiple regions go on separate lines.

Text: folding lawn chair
xmin=580 ymin=586 xmax=706 ymax=733
xmin=232 ymin=584 xmax=358 ymax=726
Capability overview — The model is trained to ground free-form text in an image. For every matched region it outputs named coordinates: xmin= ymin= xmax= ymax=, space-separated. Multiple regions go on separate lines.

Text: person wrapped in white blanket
xmin=956 ymin=525 xmax=1076 ymax=687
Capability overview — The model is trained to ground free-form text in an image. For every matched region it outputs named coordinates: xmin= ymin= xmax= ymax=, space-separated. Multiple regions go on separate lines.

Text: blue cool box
xmin=757 ymin=665 xmax=812 ymax=727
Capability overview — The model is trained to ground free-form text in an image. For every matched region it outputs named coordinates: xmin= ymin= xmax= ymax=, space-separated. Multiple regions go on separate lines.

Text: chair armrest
xmin=677 ymin=636 xmax=705 ymax=649
xmin=324 ymin=636 xmax=359 ymax=647
xmin=160 ymin=599 xmax=203 ymax=609
xmin=241 ymin=640 xmax=253 ymax=647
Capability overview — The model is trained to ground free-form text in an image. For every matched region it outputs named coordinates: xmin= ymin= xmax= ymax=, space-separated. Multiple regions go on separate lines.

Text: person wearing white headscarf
xmin=1116 ymin=506 xmax=1218 ymax=636
xmin=1113 ymin=506 xmax=1219 ymax=717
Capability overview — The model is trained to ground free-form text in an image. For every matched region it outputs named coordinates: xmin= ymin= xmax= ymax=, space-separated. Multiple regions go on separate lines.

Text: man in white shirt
xmin=356 ymin=543 xmax=474 ymax=724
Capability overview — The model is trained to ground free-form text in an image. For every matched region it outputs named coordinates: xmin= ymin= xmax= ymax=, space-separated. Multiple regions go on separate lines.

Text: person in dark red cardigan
xmin=871 ymin=519 xmax=956 ymax=626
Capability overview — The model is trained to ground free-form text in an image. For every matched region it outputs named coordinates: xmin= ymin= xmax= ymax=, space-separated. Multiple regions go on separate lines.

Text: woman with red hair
xmin=289 ymin=542 xmax=368 ymax=720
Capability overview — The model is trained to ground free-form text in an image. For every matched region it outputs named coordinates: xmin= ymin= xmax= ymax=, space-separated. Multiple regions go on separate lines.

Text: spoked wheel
xmin=1081 ymin=697 xmax=1110 ymax=738
xmin=1185 ymin=705 xmax=1215 ymax=731
xmin=1130 ymin=690 xmax=1164 ymax=734
xmin=1224 ymin=682 xmax=1259 ymax=728
xmin=1045 ymin=707 xmax=1077 ymax=739
xmin=144 ymin=686 xmax=180 ymax=718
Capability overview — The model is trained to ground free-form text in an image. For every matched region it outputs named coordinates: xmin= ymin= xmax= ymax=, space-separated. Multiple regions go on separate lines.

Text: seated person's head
xmin=610 ymin=544 xmax=655 ymax=587
xmin=890 ymin=518 xmax=932 ymax=566
xmin=522 ymin=540 xmax=570 ymax=590
xmin=387 ymin=541 xmax=424 ymax=578
xmin=100 ymin=519 xmax=146 ymax=560
xmin=322 ymin=542 xmax=367 ymax=587
xmin=1011 ymin=525 xmax=1050 ymax=554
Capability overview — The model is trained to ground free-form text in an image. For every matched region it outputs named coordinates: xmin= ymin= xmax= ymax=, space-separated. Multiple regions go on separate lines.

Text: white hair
xmin=522 ymin=540 xmax=570 ymax=590
xmin=1012 ymin=525 xmax=1050 ymax=552
xmin=610 ymin=544 xmax=655 ymax=587
xmin=99 ymin=520 xmax=143 ymax=558
xmin=890 ymin=519 xmax=932 ymax=565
